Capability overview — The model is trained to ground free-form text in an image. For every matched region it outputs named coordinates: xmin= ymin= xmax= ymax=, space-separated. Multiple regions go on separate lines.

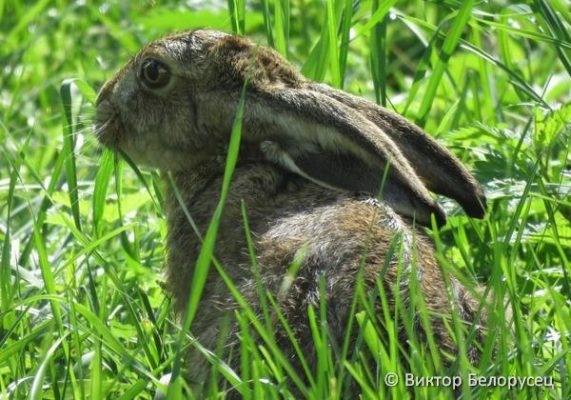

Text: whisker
xmin=93 ymin=119 xmax=113 ymax=137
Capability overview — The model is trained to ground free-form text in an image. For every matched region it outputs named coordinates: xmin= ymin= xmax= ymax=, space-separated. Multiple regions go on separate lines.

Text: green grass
xmin=1 ymin=0 xmax=570 ymax=399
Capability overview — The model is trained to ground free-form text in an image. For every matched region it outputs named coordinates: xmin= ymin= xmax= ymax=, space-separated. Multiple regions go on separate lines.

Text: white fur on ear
xmin=260 ymin=141 xmax=343 ymax=192
xmin=309 ymin=83 xmax=487 ymax=218
xmin=234 ymin=89 xmax=447 ymax=226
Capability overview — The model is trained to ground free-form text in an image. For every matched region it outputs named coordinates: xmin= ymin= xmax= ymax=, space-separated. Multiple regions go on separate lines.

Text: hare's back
xmin=256 ymin=196 xmax=439 ymax=326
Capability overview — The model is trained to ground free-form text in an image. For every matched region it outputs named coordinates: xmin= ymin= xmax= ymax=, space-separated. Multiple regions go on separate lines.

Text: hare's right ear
xmin=205 ymin=88 xmax=447 ymax=226
xmin=309 ymin=83 xmax=487 ymax=219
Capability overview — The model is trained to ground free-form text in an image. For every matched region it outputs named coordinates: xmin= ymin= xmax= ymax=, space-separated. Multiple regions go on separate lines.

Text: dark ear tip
xmin=465 ymin=191 xmax=487 ymax=219
xmin=423 ymin=204 xmax=446 ymax=228
xmin=434 ymin=206 xmax=447 ymax=227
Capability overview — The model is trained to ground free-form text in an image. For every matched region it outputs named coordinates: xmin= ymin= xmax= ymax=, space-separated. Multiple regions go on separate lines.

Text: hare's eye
xmin=139 ymin=59 xmax=170 ymax=89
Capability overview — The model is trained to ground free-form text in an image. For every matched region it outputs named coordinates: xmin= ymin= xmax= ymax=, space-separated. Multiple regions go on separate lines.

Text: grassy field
xmin=1 ymin=0 xmax=570 ymax=399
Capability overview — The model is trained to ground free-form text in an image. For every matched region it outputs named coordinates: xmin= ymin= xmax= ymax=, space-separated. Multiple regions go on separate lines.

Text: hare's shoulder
xmin=257 ymin=195 xmax=424 ymax=273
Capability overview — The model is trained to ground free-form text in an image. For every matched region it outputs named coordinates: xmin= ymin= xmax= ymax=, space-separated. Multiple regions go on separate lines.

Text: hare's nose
xmin=96 ymin=77 xmax=118 ymax=106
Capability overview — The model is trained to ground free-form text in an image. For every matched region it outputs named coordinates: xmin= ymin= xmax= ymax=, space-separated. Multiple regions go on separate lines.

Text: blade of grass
xmin=301 ymin=10 xmax=331 ymax=82
xmin=227 ymin=0 xmax=246 ymax=35
xmin=260 ymin=0 xmax=275 ymax=48
xmin=282 ymin=0 xmax=291 ymax=55
xmin=369 ymin=0 xmax=389 ymax=106
xmin=342 ymin=362 xmax=377 ymax=399
xmin=92 ymin=149 xmax=114 ymax=236
xmin=550 ymin=0 xmax=571 ymax=25
xmin=33 ymin=224 xmax=64 ymax=335
xmin=470 ymin=24 xmax=495 ymax=124
xmin=533 ymin=0 xmax=571 ymax=77
xmin=325 ymin=0 xmax=341 ymax=88
xmin=72 ymin=303 xmax=132 ymax=359
xmin=3 ymin=0 xmax=49 ymax=51
xmin=167 ymin=70 xmax=249 ymax=399
xmin=1 ymin=155 xmax=19 ymax=312
xmin=474 ymin=17 xmax=571 ymax=50
xmin=209 ymin=257 xmax=309 ymax=396
xmin=90 ymin=339 xmax=102 ymax=400
xmin=13 ymin=137 xmax=66 ymax=267
xmin=117 ymin=380 xmax=148 ymax=400
xmin=265 ymin=293 xmax=316 ymax=389
xmin=29 ymin=335 xmax=67 ymax=400
xmin=0 ymin=319 xmax=52 ymax=365
xmin=66 ymin=290 xmax=86 ymax=400
xmin=240 ymin=202 xmax=273 ymax=336
xmin=60 ymin=80 xmax=81 ymax=231
xmin=395 ymin=11 xmax=549 ymax=110
xmin=338 ymin=0 xmax=353 ymax=88
xmin=273 ymin=0 xmax=288 ymax=57
xmin=416 ymin=0 xmax=476 ymax=125
xmin=237 ymin=312 xmax=253 ymax=398
xmin=58 ymin=78 xmax=97 ymax=104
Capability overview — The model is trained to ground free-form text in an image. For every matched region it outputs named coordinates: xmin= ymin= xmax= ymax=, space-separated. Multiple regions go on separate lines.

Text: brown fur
xmin=94 ymin=29 xmax=494 ymax=395
xmin=164 ymin=159 xmax=487 ymax=392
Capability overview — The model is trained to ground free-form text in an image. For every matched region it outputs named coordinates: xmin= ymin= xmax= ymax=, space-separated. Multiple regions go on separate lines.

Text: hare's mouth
xmin=94 ymin=101 xmax=126 ymax=150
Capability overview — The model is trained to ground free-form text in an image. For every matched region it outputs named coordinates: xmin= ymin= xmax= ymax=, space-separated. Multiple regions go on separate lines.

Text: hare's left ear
xmin=233 ymin=88 xmax=447 ymax=226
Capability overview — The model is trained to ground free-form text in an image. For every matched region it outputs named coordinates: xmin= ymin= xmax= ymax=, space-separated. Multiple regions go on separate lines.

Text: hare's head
xmin=94 ymin=29 xmax=233 ymax=170
xmin=95 ymin=29 xmax=486 ymax=227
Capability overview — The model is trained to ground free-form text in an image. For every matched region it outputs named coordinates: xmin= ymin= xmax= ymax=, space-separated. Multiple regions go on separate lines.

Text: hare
xmin=95 ymin=29 xmax=492 ymax=394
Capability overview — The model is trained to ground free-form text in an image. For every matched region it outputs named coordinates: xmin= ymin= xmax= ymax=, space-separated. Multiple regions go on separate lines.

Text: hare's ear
xmin=259 ymin=140 xmax=447 ymax=226
xmin=309 ymin=83 xmax=487 ymax=218
xmin=225 ymin=89 xmax=447 ymax=226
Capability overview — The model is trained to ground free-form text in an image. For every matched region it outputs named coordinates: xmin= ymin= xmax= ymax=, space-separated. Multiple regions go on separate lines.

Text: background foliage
xmin=1 ymin=0 xmax=570 ymax=399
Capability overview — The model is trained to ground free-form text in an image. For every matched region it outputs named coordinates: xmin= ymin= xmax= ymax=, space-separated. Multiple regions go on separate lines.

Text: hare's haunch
xmin=95 ymin=29 xmax=490 ymax=392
